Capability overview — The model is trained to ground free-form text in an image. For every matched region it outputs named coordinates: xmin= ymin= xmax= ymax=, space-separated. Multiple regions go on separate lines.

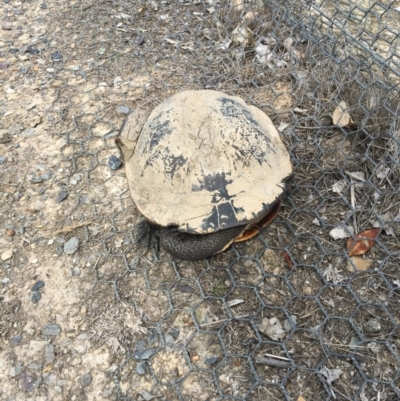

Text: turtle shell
xmin=120 ymin=90 xmax=292 ymax=234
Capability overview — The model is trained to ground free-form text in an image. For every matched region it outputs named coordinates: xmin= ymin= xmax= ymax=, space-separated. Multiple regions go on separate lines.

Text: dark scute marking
xmin=192 ymin=172 xmax=235 ymax=203
xmin=201 ymin=205 xmax=219 ymax=231
xmin=217 ymin=97 xmax=275 ymax=166
xmin=217 ymin=202 xmax=239 ymax=227
xmin=147 ymin=109 xmax=175 ymax=150
xmin=144 ymin=146 xmax=187 ymax=179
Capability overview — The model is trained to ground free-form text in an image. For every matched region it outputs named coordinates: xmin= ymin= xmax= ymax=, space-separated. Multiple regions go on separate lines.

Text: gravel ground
xmin=1 ymin=1 xmax=399 ymax=401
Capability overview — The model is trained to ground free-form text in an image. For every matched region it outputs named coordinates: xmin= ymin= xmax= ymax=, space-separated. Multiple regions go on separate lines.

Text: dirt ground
xmin=1 ymin=1 xmax=399 ymax=401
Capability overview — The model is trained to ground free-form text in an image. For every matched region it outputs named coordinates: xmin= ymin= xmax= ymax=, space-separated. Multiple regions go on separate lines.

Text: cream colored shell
xmin=118 ymin=90 xmax=292 ymax=234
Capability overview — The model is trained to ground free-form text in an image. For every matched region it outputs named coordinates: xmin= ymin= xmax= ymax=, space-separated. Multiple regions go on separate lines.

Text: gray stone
xmin=42 ymin=324 xmax=61 ymax=336
xmin=27 ymin=363 xmax=42 ymax=371
xmin=116 ymin=105 xmax=130 ymax=114
xmin=43 ymin=373 xmax=57 ymax=384
xmin=206 ymin=357 xmax=219 ymax=366
xmin=45 ymin=344 xmax=55 ymax=363
xmin=108 ymin=155 xmax=121 ymax=170
xmin=19 ymin=372 xmax=35 ymax=392
xmin=0 ymin=156 xmax=7 ymax=163
xmin=56 ymin=190 xmax=68 ymax=203
xmin=31 ymin=291 xmax=41 ymax=303
xmin=71 ymin=267 xmax=81 ymax=276
xmin=22 ymin=128 xmax=36 ymax=137
xmin=51 ymin=52 xmax=63 ymax=61
xmin=129 ymin=256 xmax=140 ymax=269
xmin=80 ymin=372 xmax=92 ymax=387
xmin=133 ymin=348 xmax=157 ymax=360
xmin=32 ymin=280 xmax=45 ymax=291
xmin=0 ymin=130 xmax=11 ymax=144
xmin=164 ymin=334 xmax=175 ymax=344
xmin=10 ymin=365 xmax=23 ymax=377
xmin=28 ymin=171 xmax=52 ymax=183
xmin=136 ymin=361 xmax=147 ymax=375
xmin=12 ymin=334 xmax=22 ymax=344
xmin=365 ymin=318 xmax=381 ymax=333
xmin=64 ymin=237 xmax=79 ymax=255
xmin=136 ymin=36 xmax=145 ymax=45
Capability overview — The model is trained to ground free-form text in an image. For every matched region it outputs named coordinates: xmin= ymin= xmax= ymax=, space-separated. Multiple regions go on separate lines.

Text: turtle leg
xmin=159 ymin=225 xmax=245 ymax=261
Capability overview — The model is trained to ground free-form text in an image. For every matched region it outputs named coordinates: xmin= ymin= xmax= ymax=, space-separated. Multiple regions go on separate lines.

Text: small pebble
xmin=64 ymin=237 xmax=79 ymax=255
xmin=108 ymin=155 xmax=122 ymax=170
xmin=42 ymin=324 xmax=61 ymax=336
xmin=45 ymin=344 xmax=55 ymax=363
xmin=133 ymin=50 xmax=140 ymax=57
xmin=56 ymin=190 xmax=68 ymax=203
xmin=136 ymin=36 xmax=145 ymax=45
xmin=19 ymin=372 xmax=35 ymax=392
xmin=80 ymin=372 xmax=92 ymax=387
xmin=40 ymin=3 xmax=47 ymax=9
xmin=0 ymin=156 xmax=7 ymax=163
xmin=164 ymin=333 xmax=175 ymax=344
xmin=51 ymin=52 xmax=63 ymax=61
xmin=133 ymin=348 xmax=157 ymax=360
xmin=129 ymin=256 xmax=140 ymax=270
xmin=0 ymin=130 xmax=11 ymax=144
xmin=31 ymin=291 xmax=41 ymax=303
xmin=205 ymin=357 xmax=219 ymax=366
xmin=116 ymin=105 xmax=130 ymax=114
xmin=2 ymin=23 xmax=12 ymax=31
xmin=10 ymin=365 xmax=23 ymax=377
xmin=6 ymin=229 xmax=15 ymax=237
xmin=2 ymin=277 xmax=11 ymax=284
xmin=31 ymin=280 xmax=45 ymax=291
xmin=26 ymin=47 xmax=40 ymax=55
xmin=19 ymin=67 xmax=30 ymax=74
xmin=365 ymin=318 xmax=381 ymax=333
xmin=12 ymin=334 xmax=22 ymax=344
xmin=136 ymin=361 xmax=147 ymax=375
xmin=71 ymin=267 xmax=81 ymax=276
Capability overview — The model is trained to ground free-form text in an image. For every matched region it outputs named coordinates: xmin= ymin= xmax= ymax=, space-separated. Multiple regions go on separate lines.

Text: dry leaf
xmin=319 ymin=366 xmax=343 ymax=384
xmin=297 ymin=397 xmax=306 ymax=401
xmin=348 ymin=256 xmax=373 ymax=271
xmin=283 ymin=37 xmax=294 ymax=52
xmin=332 ymin=100 xmax=352 ymax=127
xmin=345 ymin=170 xmax=366 ymax=182
xmin=331 ymin=179 xmax=347 ymax=194
xmin=231 ymin=22 xmax=253 ymax=47
xmin=281 ymin=251 xmax=294 ymax=269
xmin=347 ymin=228 xmax=380 ymax=256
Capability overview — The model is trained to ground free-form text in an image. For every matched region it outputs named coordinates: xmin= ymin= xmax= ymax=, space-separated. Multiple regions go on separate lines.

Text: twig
xmin=40 ymin=221 xmax=93 ymax=237
xmin=263 ymin=353 xmax=290 ymax=361
xmin=199 ymin=314 xmax=250 ymax=328
xmin=254 ymin=357 xmax=291 ymax=368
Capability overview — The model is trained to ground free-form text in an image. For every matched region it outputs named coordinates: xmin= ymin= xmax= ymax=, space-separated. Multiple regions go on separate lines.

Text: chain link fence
xmin=2 ymin=0 xmax=400 ymax=400
xmin=41 ymin=0 xmax=400 ymax=399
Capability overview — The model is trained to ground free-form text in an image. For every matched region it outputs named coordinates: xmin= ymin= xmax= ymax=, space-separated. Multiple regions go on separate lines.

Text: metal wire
xmin=39 ymin=0 xmax=400 ymax=399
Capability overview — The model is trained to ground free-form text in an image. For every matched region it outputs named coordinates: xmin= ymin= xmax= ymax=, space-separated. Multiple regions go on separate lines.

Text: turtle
xmin=115 ymin=90 xmax=292 ymax=261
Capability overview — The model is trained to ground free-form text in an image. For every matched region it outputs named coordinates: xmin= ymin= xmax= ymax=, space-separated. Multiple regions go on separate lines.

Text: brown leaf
xmin=348 ymin=256 xmax=373 ymax=271
xmin=347 ymin=228 xmax=380 ymax=256
xmin=332 ymin=100 xmax=353 ymax=127
xmin=297 ymin=397 xmax=306 ymax=401
xmin=281 ymin=252 xmax=294 ymax=269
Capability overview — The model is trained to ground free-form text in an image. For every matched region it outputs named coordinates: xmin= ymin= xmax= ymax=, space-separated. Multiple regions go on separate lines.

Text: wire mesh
xmin=1 ymin=0 xmax=400 ymax=400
